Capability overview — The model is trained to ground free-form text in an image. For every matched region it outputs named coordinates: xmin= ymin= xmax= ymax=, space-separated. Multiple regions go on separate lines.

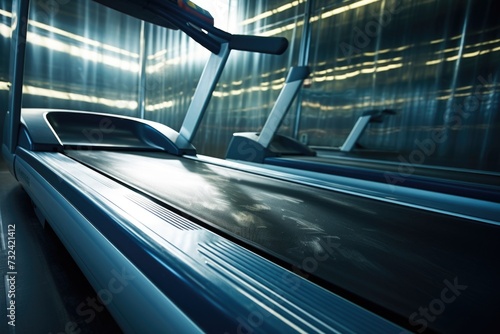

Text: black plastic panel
xmin=20 ymin=109 xmax=196 ymax=155
xmin=226 ymin=132 xmax=315 ymax=162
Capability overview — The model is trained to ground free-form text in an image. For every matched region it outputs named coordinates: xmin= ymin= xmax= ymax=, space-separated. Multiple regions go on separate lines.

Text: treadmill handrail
xmin=229 ymin=34 xmax=288 ymax=55
xmin=93 ymin=0 xmax=288 ymax=55
xmin=90 ymin=0 xmax=289 ymax=147
xmin=149 ymin=0 xmax=288 ymax=55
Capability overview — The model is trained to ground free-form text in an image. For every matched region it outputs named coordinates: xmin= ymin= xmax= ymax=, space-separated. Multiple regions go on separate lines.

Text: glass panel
xmin=303 ymin=0 xmax=500 ymax=172
xmin=2 ymin=0 xmax=497 ymax=172
xmin=1 ymin=0 xmax=142 ymax=117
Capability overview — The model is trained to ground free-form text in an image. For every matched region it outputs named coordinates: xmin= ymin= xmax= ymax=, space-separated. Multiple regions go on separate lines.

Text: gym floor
xmin=0 ymin=158 xmax=121 ymax=334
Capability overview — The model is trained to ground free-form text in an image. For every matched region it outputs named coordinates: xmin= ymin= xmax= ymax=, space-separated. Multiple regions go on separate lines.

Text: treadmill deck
xmin=65 ymin=149 xmax=500 ymax=333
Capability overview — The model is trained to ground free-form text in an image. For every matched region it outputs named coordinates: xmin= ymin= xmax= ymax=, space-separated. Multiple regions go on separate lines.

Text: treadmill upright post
xmin=339 ymin=115 xmax=372 ymax=152
xmin=6 ymin=0 xmax=30 ymax=155
xmin=340 ymin=109 xmax=396 ymax=152
xmin=178 ymin=43 xmax=230 ymax=144
xmin=257 ymin=66 xmax=310 ymax=149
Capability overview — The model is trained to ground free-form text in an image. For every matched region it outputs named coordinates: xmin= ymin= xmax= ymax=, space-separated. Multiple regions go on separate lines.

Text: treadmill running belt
xmin=67 ymin=150 xmax=500 ymax=333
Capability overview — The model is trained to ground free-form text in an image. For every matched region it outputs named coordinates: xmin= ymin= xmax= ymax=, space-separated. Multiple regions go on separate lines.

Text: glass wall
xmin=0 ymin=0 xmax=142 ymax=123
xmin=301 ymin=0 xmax=500 ymax=171
xmin=142 ymin=0 xmax=500 ymax=171
xmin=1 ymin=0 xmax=498 ymax=172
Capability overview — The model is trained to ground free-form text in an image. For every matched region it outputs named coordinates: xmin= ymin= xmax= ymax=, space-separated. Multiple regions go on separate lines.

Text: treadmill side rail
xmin=14 ymin=151 xmax=204 ymax=333
xmin=14 ymin=148 xmax=407 ymax=333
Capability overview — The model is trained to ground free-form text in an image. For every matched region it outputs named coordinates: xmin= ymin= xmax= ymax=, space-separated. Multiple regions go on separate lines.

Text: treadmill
xmin=3 ymin=0 xmax=500 ymax=333
xmin=225 ymin=67 xmax=500 ymax=203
